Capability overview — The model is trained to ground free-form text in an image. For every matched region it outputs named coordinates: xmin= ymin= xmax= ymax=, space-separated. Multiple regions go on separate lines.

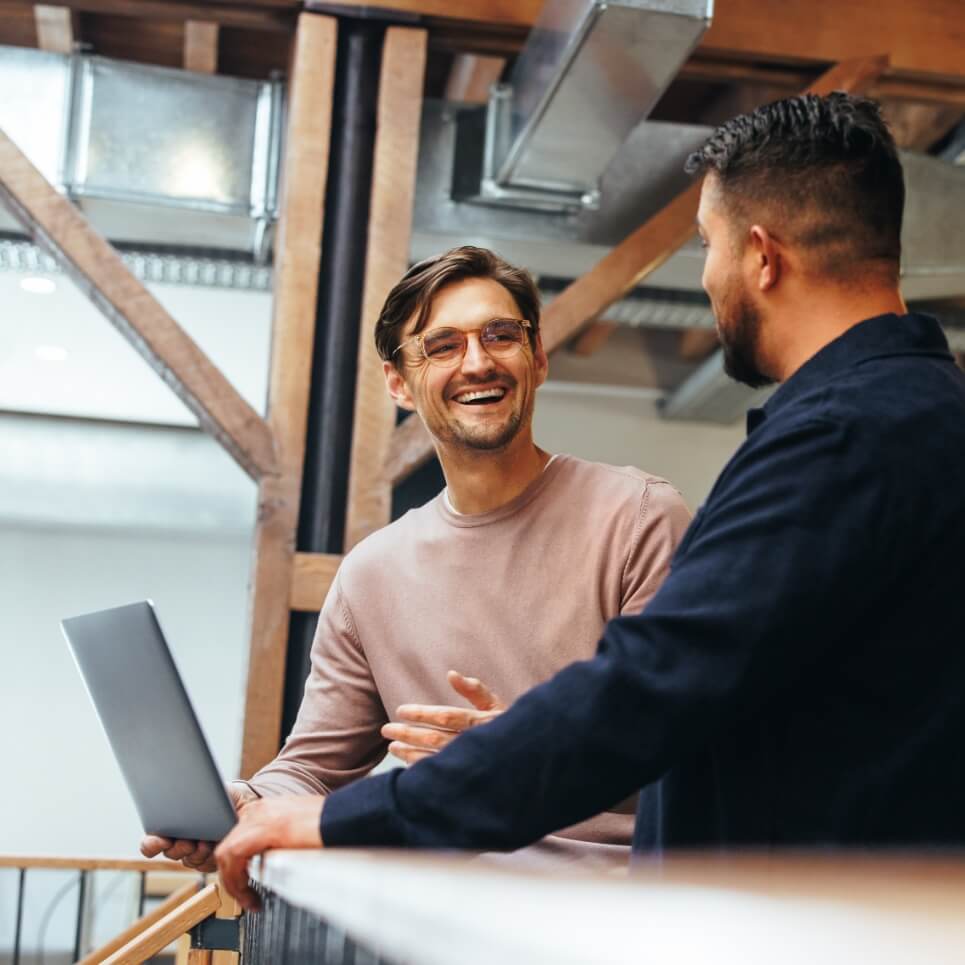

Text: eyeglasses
xmin=392 ymin=318 xmax=533 ymax=367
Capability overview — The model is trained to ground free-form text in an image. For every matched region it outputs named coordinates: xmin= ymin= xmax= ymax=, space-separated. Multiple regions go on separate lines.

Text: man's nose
xmin=459 ymin=334 xmax=496 ymax=376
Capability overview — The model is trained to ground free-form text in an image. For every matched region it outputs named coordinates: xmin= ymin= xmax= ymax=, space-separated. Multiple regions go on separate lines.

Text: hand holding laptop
xmin=141 ymin=782 xmax=257 ymax=871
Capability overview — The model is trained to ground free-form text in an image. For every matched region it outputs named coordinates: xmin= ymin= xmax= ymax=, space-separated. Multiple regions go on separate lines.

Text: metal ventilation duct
xmin=418 ymin=101 xmax=965 ymax=302
xmin=0 ymin=46 xmax=282 ymax=261
xmin=454 ymin=0 xmax=713 ymax=211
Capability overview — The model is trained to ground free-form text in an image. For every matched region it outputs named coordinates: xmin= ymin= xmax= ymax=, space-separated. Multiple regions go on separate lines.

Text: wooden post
xmin=35 ymin=4 xmax=78 ymax=53
xmin=289 ymin=552 xmax=342 ymax=613
xmin=240 ymin=12 xmax=337 ymax=778
xmin=343 ymin=26 xmax=427 ymax=551
xmin=382 ymin=55 xmax=891 ymax=484
xmin=184 ymin=20 xmax=219 ymax=74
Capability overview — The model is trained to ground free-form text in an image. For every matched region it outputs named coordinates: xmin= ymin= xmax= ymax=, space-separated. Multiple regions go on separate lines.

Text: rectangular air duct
xmin=0 ymin=46 xmax=282 ymax=261
xmin=453 ymin=0 xmax=713 ymax=211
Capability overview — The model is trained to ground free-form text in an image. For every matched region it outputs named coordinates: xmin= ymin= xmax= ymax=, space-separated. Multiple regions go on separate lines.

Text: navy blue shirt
xmin=322 ymin=313 xmax=965 ymax=853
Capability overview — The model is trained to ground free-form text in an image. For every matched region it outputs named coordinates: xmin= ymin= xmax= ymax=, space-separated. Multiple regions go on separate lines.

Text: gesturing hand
xmin=381 ymin=670 xmax=506 ymax=765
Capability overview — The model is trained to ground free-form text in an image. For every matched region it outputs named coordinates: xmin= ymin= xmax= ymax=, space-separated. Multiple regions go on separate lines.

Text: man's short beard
xmin=718 ymin=289 xmax=775 ymax=390
xmin=450 ymin=407 xmax=524 ymax=451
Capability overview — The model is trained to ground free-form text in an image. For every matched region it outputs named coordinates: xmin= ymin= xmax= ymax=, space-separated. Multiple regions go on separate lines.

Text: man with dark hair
xmin=144 ymin=245 xmax=690 ymax=871
xmin=217 ymin=93 xmax=965 ymax=905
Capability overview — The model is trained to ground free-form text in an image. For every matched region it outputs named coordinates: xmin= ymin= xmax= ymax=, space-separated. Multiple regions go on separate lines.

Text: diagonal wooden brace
xmin=0 ymin=128 xmax=278 ymax=482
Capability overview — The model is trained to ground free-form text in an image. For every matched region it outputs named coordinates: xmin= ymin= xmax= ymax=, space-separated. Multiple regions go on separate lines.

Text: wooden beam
xmin=290 ymin=551 xmax=342 ymax=612
xmin=384 ymin=55 xmax=889 ymax=484
xmin=679 ymin=328 xmax=719 ymax=362
xmin=184 ymin=19 xmax=219 ymax=73
xmin=316 ymin=0 xmax=965 ymax=97
xmin=240 ymin=12 xmax=336 ymax=778
xmin=0 ymin=856 xmax=186 ymax=872
xmin=680 ymin=55 xmax=965 ymax=109
xmin=0 ymin=129 xmax=276 ymax=480
xmin=78 ymin=880 xmax=201 ymax=965
xmin=445 ymin=53 xmax=505 ymax=103
xmin=883 ymin=101 xmax=963 ymax=151
xmin=568 ymin=320 xmax=618 ymax=357
xmin=344 ymin=26 xmax=427 ymax=551
xmin=305 ymin=0 xmax=537 ymax=29
xmin=34 ymin=4 xmax=78 ymax=53
xmin=101 ymin=883 xmax=221 ymax=965
xmin=700 ymin=0 xmax=965 ymax=88
xmin=26 ymin=0 xmax=296 ymax=32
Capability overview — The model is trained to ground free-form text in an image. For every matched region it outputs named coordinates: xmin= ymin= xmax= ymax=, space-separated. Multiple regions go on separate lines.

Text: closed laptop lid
xmin=61 ymin=600 xmax=236 ymax=842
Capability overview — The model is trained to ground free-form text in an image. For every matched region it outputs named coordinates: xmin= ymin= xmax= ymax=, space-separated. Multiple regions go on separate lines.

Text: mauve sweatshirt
xmin=247 ymin=454 xmax=691 ymax=852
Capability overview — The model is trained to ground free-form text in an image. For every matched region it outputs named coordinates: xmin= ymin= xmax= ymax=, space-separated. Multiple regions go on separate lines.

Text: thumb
xmin=448 ymin=670 xmax=504 ymax=711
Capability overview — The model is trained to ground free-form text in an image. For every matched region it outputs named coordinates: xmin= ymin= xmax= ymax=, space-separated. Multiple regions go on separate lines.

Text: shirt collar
xmin=746 ymin=312 xmax=952 ymax=434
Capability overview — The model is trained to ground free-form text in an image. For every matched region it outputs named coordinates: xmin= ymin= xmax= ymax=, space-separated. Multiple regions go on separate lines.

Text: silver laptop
xmin=61 ymin=600 xmax=237 ymax=842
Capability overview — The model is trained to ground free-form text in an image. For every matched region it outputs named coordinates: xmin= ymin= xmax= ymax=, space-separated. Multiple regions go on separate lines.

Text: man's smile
xmin=452 ymin=387 xmax=508 ymax=406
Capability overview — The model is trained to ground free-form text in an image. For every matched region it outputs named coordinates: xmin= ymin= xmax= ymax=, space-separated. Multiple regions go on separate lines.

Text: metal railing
xmin=1 ymin=856 xmax=203 ymax=964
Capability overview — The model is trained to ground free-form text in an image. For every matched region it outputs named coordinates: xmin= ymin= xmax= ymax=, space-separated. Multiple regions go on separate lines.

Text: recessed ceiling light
xmin=35 ymin=344 xmax=68 ymax=362
xmin=21 ymin=276 xmax=57 ymax=295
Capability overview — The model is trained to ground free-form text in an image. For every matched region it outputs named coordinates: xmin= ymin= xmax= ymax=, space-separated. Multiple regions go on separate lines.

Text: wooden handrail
xmin=101 ymin=882 xmax=222 ymax=965
xmin=78 ymin=879 xmax=202 ymax=965
xmin=0 ymin=855 xmax=187 ymax=873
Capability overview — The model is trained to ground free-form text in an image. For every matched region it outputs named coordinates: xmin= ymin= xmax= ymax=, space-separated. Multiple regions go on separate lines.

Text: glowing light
xmin=21 ymin=276 xmax=57 ymax=295
xmin=35 ymin=344 xmax=68 ymax=362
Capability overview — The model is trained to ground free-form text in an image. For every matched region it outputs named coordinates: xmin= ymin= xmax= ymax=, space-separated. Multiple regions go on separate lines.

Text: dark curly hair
xmin=375 ymin=246 xmax=541 ymax=364
xmin=686 ymin=92 xmax=904 ymax=281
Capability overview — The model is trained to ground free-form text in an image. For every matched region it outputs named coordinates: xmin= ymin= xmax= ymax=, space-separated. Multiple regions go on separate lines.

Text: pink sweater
xmin=249 ymin=454 xmax=691 ymax=850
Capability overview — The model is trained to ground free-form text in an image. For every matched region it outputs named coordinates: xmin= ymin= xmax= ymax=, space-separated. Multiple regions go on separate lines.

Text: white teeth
xmin=454 ymin=388 xmax=507 ymax=404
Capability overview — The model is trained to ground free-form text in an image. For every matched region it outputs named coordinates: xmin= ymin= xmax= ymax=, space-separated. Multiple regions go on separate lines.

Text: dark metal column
xmin=282 ymin=18 xmax=384 ymax=738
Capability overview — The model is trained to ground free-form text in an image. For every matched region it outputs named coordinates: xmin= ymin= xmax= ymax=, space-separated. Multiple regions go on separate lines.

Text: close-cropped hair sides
xmin=686 ymin=92 xmax=905 ymax=280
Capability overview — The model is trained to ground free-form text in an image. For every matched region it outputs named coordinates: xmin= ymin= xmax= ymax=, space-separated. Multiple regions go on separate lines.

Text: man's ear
xmin=748 ymin=224 xmax=781 ymax=293
xmin=383 ymin=360 xmax=417 ymax=412
xmin=533 ymin=332 xmax=549 ymax=388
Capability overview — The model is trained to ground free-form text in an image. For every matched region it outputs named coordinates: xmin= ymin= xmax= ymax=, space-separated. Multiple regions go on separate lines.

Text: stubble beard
xmin=717 ymin=284 xmax=775 ymax=390
xmin=442 ymin=378 xmax=532 ymax=453
xmin=449 ymin=407 xmax=524 ymax=451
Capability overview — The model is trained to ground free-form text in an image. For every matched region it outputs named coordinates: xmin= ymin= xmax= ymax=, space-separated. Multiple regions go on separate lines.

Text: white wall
xmin=535 ymin=382 xmax=747 ymax=511
xmin=0 ymin=523 xmax=252 ymax=859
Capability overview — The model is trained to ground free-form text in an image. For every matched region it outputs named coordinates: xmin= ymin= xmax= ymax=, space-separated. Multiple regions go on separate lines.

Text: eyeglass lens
xmin=422 ymin=319 xmax=527 ymax=363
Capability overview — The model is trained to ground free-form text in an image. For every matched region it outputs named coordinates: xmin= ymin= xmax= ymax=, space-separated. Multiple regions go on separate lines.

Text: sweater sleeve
xmin=620 ymin=481 xmax=692 ymax=617
xmin=247 ymin=570 xmax=389 ymax=797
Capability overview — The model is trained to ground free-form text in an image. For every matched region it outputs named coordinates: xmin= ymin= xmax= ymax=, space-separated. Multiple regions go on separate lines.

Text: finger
xmin=182 ymin=840 xmax=214 ymax=870
xmin=382 ymin=722 xmax=455 ymax=749
xmin=215 ymin=832 xmax=263 ymax=912
xmin=448 ymin=671 xmax=503 ymax=711
xmin=387 ymin=741 xmax=435 ymax=765
xmin=140 ymin=835 xmax=173 ymax=858
xmin=162 ymin=839 xmax=201 ymax=861
xmin=394 ymin=704 xmax=479 ymax=730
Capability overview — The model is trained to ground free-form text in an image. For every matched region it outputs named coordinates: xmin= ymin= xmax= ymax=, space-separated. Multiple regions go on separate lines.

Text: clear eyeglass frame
xmin=392 ymin=318 xmax=533 ymax=367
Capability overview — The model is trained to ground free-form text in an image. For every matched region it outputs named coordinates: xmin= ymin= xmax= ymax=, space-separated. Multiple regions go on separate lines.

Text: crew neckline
xmin=437 ymin=453 xmax=566 ymax=527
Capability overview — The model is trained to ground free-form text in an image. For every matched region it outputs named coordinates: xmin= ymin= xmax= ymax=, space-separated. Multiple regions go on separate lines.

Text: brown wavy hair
xmin=375 ymin=246 xmax=541 ymax=364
